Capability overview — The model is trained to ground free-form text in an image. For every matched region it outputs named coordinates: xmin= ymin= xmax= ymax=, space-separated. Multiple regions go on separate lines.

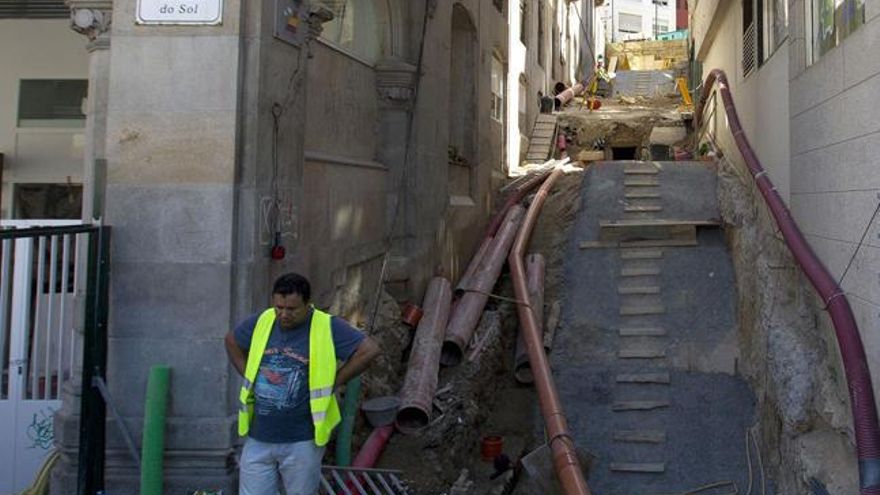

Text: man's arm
xmin=335 ymin=336 xmax=380 ymax=389
xmin=225 ymin=332 xmax=247 ymax=377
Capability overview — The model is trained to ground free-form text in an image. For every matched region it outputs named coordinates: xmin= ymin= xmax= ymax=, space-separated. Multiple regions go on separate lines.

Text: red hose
xmin=696 ymin=69 xmax=880 ymax=492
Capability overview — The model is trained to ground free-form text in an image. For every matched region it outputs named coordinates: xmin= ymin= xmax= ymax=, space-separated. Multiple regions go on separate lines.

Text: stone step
xmin=612 ymin=400 xmax=670 ymax=411
xmin=613 ymin=430 xmax=667 ymax=444
xmin=609 ymin=462 xmax=666 ymax=473
xmin=615 ymin=373 xmax=671 ymax=384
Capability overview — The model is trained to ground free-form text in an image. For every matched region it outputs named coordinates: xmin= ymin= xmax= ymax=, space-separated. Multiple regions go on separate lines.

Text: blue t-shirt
xmin=234 ymin=309 xmax=365 ymax=443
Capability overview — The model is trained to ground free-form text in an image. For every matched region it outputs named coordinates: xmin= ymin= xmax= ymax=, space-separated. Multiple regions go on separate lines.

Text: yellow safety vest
xmin=237 ymin=307 xmax=341 ymax=446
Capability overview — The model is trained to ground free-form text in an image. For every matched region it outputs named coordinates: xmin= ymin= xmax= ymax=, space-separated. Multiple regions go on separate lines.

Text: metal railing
xmin=0 ymin=222 xmax=111 ymax=495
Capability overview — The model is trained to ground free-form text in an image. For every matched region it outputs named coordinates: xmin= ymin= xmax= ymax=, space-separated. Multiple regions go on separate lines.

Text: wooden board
xmin=616 ymin=373 xmax=671 ymax=384
xmin=619 ymin=327 xmax=667 ymax=337
xmin=610 ymin=463 xmax=666 ymax=473
xmin=612 ymin=400 xmax=670 ymax=411
xmin=580 ymin=238 xmax=699 ymax=249
xmin=613 ymin=430 xmax=667 ymax=444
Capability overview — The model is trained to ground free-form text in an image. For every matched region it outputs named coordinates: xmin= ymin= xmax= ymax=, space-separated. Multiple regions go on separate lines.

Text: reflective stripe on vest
xmin=237 ymin=306 xmax=341 ymax=446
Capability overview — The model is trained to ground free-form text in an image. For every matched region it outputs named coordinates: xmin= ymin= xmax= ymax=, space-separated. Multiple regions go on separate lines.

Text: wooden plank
xmin=580 ymin=238 xmax=698 ymax=249
xmin=620 ymin=248 xmax=663 ymax=260
xmin=617 ymin=286 xmax=661 ymax=295
xmin=624 ymin=179 xmax=660 ymax=187
xmin=612 ymin=400 xmax=670 ymax=411
xmin=603 ymin=219 xmax=721 ymax=228
xmin=626 ymin=191 xmax=661 ymax=199
xmin=610 ymin=463 xmax=666 ymax=473
xmin=619 ymin=327 xmax=667 ymax=337
xmin=620 ymin=305 xmax=666 ymax=316
xmin=623 ymin=168 xmax=660 ymax=175
xmin=600 ymin=221 xmax=698 ymax=243
xmin=613 ymin=430 xmax=667 ymax=444
xmin=618 ymin=347 xmax=667 ymax=359
xmin=620 ymin=267 xmax=661 ymax=277
xmin=624 ymin=205 xmax=663 ymax=213
xmin=616 ymin=372 xmax=671 ymax=384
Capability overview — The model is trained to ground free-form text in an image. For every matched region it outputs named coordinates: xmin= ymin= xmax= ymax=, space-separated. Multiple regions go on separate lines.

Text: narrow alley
xmin=1 ymin=1 xmax=878 ymax=495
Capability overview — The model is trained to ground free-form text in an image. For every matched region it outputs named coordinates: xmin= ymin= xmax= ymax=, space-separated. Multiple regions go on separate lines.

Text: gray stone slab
xmin=106 ymin=183 xmax=235 ymax=264
xmin=109 ymin=261 xmax=231 ymax=340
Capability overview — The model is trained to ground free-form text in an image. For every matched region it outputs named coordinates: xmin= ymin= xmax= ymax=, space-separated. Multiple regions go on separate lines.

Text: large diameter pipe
xmin=509 ymin=168 xmax=591 ymax=495
xmin=456 ymin=171 xmax=552 ymax=296
xmin=441 ymin=205 xmax=526 ymax=366
xmin=396 ymin=277 xmax=453 ymax=433
xmin=515 ymin=253 xmax=546 ymax=384
xmin=555 ymin=82 xmax=586 ymax=108
xmin=697 ymin=69 xmax=880 ymax=494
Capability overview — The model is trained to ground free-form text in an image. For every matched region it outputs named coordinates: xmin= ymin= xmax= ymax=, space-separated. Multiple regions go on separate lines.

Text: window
xmin=742 ymin=0 xmax=760 ymax=76
xmin=654 ymin=20 xmax=669 ymax=34
xmin=520 ymin=0 xmax=528 ymax=44
xmin=537 ymin=1 xmax=545 ymax=67
xmin=491 ymin=57 xmax=505 ymax=122
xmin=17 ymin=80 xmax=87 ymax=128
xmin=619 ymin=13 xmax=642 ymax=33
xmin=317 ymin=0 xmax=382 ymax=63
xmin=808 ymin=0 xmax=865 ymax=65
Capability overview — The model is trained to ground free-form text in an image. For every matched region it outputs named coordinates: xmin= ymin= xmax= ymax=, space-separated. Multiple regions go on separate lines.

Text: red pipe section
xmin=396 ymin=277 xmax=453 ymax=433
xmin=442 ymin=205 xmax=526 ymax=366
xmin=508 ymin=168 xmax=591 ymax=495
xmin=515 ymin=253 xmax=546 ymax=384
xmin=456 ymin=170 xmax=552 ymax=296
xmin=555 ymin=82 xmax=586 ymax=108
xmin=352 ymin=425 xmax=394 ymax=469
xmin=697 ymin=69 xmax=880 ymax=493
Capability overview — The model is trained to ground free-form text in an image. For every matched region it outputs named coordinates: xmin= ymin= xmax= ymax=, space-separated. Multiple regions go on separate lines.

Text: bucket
xmin=361 ymin=396 xmax=401 ymax=428
xmin=480 ymin=435 xmax=504 ymax=462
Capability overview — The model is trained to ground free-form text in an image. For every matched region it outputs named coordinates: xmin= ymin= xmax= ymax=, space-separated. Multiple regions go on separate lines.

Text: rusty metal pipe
xmin=456 ymin=171 xmax=551 ymax=296
xmin=515 ymin=253 xmax=546 ymax=384
xmin=554 ymin=82 xmax=586 ymax=108
xmin=395 ymin=277 xmax=453 ymax=433
xmin=442 ymin=205 xmax=526 ymax=366
xmin=508 ymin=168 xmax=591 ymax=495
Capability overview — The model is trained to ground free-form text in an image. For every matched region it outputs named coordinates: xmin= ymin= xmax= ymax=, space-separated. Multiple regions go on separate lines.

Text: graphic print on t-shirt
xmin=253 ymin=347 xmax=309 ymax=415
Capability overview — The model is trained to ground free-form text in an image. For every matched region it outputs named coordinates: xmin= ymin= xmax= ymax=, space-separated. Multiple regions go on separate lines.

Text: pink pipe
xmin=555 ymin=82 xmax=586 ymax=108
xmin=352 ymin=425 xmax=394 ymax=469
xmin=515 ymin=253 xmax=546 ymax=384
xmin=697 ymin=69 xmax=880 ymax=493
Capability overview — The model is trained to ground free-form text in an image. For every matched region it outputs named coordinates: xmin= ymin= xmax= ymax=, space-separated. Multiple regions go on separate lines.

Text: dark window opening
xmin=18 ymin=80 xmax=87 ymax=126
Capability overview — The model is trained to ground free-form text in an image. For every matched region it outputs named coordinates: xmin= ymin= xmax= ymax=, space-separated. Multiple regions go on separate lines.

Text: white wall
xmin=606 ymin=0 xmax=677 ymax=42
xmin=789 ymin=0 xmax=880 ymax=410
xmin=0 ymin=19 xmax=89 ymax=217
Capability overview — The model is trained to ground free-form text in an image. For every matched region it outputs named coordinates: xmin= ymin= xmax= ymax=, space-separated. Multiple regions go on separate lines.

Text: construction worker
xmin=225 ymin=272 xmax=381 ymax=495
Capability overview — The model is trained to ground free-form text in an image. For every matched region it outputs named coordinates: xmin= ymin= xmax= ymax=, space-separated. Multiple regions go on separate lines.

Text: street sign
xmin=136 ymin=0 xmax=223 ymax=25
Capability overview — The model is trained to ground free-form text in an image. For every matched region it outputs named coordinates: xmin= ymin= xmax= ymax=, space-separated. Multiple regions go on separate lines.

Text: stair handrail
xmin=696 ymin=68 xmax=880 ymax=494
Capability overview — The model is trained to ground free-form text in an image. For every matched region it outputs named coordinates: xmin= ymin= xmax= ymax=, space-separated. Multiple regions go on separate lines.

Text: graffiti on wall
xmin=26 ymin=408 xmax=55 ymax=450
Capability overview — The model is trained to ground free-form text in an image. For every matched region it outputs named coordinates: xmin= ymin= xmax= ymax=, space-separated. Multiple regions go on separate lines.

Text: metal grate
xmin=742 ymin=21 xmax=757 ymax=77
xmin=319 ymin=466 xmax=412 ymax=494
xmin=0 ymin=0 xmax=68 ymax=18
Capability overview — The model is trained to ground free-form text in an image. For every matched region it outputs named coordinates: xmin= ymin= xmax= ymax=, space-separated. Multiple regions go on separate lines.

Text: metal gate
xmin=0 ymin=221 xmax=106 ymax=495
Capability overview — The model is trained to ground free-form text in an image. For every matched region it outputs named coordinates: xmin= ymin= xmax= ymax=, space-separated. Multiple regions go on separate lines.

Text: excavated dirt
xmin=337 ymin=170 xmax=585 ymax=494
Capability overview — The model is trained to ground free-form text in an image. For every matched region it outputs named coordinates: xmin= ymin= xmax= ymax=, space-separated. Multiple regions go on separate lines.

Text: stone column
xmin=51 ymin=2 xmax=112 ymax=493
xmin=375 ymin=57 xmax=417 ymax=297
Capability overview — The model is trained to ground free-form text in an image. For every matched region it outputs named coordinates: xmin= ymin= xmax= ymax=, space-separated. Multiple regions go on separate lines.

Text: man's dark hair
xmin=273 ymin=272 xmax=311 ymax=301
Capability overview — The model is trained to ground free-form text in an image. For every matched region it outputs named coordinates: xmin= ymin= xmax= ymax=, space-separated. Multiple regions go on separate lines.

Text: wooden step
xmin=619 ymin=305 xmax=666 ymax=316
xmin=625 ymin=205 xmax=663 ymax=213
xmin=620 ymin=267 xmax=661 ymax=277
xmin=618 ymin=285 xmax=661 ymax=295
xmin=625 ymin=191 xmax=661 ymax=199
xmin=615 ymin=372 xmax=671 ymax=384
xmin=610 ymin=462 xmax=666 ymax=473
xmin=620 ymin=248 xmax=663 ymax=260
xmin=624 ymin=178 xmax=660 ymax=187
xmin=612 ymin=400 xmax=670 ymax=411
xmin=624 ymin=168 xmax=659 ymax=175
xmin=618 ymin=347 xmax=667 ymax=359
xmin=581 ymin=238 xmax=699 ymax=249
xmin=600 ymin=219 xmax=718 ymax=243
xmin=613 ymin=430 xmax=667 ymax=444
xmin=619 ymin=327 xmax=667 ymax=337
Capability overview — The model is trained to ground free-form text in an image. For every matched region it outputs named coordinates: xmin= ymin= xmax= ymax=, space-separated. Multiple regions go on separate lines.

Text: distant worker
xmin=538 ymin=91 xmax=555 ymax=113
xmin=226 ymin=272 xmax=381 ymax=495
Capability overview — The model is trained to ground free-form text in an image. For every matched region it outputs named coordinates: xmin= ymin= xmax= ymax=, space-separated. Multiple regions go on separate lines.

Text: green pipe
xmin=335 ymin=376 xmax=361 ymax=466
xmin=140 ymin=365 xmax=170 ymax=495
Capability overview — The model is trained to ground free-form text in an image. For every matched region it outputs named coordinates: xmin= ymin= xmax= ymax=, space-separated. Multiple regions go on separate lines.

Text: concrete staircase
xmin=550 ymin=161 xmax=764 ymax=494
